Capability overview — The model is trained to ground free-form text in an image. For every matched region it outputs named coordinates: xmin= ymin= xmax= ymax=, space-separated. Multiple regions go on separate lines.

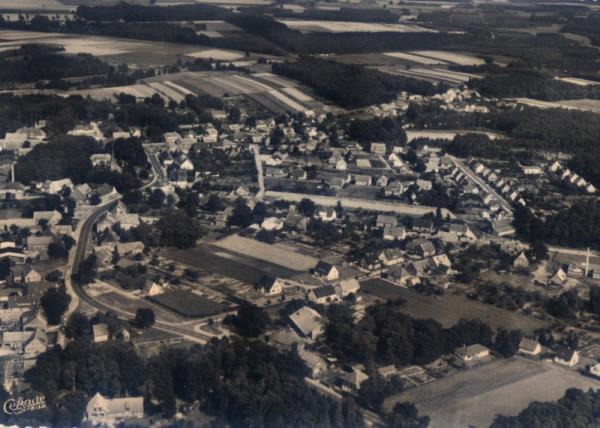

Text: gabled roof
xmin=311 ymin=285 xmax=337 ymax=299
xmin=315 ymin=260 xmax=335 ymax=275
xmin=289 ymin=306 xmax=322 ymax=337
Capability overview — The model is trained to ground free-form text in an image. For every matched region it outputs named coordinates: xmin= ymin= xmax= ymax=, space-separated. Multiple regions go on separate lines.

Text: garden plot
xmin=277 ymin=20 xmax=435 ymax=33
xmin=412 ymin=50 xmax=486 ymax=66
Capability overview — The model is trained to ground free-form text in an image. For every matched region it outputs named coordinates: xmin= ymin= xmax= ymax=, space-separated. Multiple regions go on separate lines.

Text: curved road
xmin=64 ymin=198 xmax=214 ymax=344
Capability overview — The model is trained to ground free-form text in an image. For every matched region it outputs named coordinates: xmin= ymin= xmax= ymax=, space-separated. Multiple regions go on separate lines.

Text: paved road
xmin=148 ymin=152 xmax=166 ymax=183
xmin=251 ymin=144 xmax=265 ymax=200
xmin=65 ymin=198 xmax=214 ymax=344
xmin=449 ymin=156 xmax=513 ymax=214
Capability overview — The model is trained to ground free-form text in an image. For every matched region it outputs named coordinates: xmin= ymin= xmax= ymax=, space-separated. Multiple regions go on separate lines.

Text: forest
xmin=470 ymin=66 xmax=600 ymax=100
xmin=20 ymin=337 xmax=364 ymax=428
xmin=272 ymin=58 xmax=442 ymax=109
xmin=0 ymin=45 xmax=111 ymax=85
xmin=324 ymin=300 xmax=522 ymax=366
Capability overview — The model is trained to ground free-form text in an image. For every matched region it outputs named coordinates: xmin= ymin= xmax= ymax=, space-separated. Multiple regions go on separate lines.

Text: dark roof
xmin=413 ymin=218 xmax=433 ymax=229
xmin=256 ymin=275 xmax=276 ymax=288
xmin=312 ymin=285 xmax=336 ymax=299
xmin=554 ymin=345 xmax=576 ymax=361
xmin=315 ymin=260 xmax=335 ymax=274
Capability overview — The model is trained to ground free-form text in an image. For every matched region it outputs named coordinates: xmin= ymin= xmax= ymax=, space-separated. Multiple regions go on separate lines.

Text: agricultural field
xmin=376 ymin=66 xmax=480 ymax=85
xmin=163 ymin=244 xmax=305 ymax=285
xmin=277 ymin=19 xmax=435 ymax=33
xmin=147 ymin=71 xmax=330 ymax=114
xmin=514 ymin=98 xmax=600 ymax=114
xmin=148 ymin=290 xmax=231 ymax=319
xmin=360 ymin=279 xmax=550 ymax=334
xmin=411 ymin=50 xmax=486 ymax=66
xmin=385 ymin=357 xmax=598 ymax=428
xmin=0 ymin=0 xmax=72 ymax=11
xmin=555 ymin=76 xmax=600 ymax=87
xmin=384 ymin=52 xmax=449 ymax=65
xmin=213 ymin=235 xmax=319 ymax=271
xmin=186 ymin=48 xmax=244 ymax=61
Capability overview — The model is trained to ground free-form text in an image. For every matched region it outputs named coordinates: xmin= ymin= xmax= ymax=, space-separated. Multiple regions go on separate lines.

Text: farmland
xmin=514 ymin=97 xmax=600 ymax=114
xmin=146 ymin=71 xmax=330 ymax=114
xmin=213 ymin=234 xmax=319 ymax=271
xmin=385 ymin=357 xmax=599 ymax=428
xmin=148 ymin=290 xmax=231 ymax=319
xmin=360 ymin=278 xmax=550 ymax=334
xmin=277 ymin=20 xmax=435 ymax=34
xmin=163 ymin=243 xmax=305 ymax=285
xmin=376 ymin=66 xmax=480 ymax=85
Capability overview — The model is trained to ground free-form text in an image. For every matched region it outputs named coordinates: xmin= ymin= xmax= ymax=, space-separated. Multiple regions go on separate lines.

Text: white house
xmin=85 ymin=393 xmax=144 ymax=427
xmin=289 ymin=306 xmax=323 ymax=339
xmin=308 ymin=285 xmax=339 ymax=305
xmin=314 ymin=261 xmax=339 ymax=281
xmin=93 ymin=323 xmax=109 ymax=343
xmin=455 ymin=344 xmax=490 ymax=362
xmin=518 ymin=338 xmax=541 ymax=356
xmin=553 ymin=346 xmax=579 ymax=367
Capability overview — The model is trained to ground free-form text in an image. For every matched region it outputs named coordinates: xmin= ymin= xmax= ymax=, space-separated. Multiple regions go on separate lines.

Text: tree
xmin=227 ymin=302 xmax=271 ymax=337
xmin=148 ymin=188 xmax=165 ymax=209
xmin=493 ymin=328 xmax=522 ymax=357
xmin=228 ymin=199 xmax=253 ymax=228
xmin=357 ymin=374 xmax=388 ymax=412
xmin=74 ymin=254 xmax=97 ymax=285
xmin=387 ymin=402 xmax=430 ymax=428
xmin=133 ymin=308 xmax=155 ymax=329
xmin=41 ymin=287 xmax=71 ymax=325
xmin=298 ymin=198 xmax=316 ymax=217
xmin=206 ymin=194 xmax=225 ymax=212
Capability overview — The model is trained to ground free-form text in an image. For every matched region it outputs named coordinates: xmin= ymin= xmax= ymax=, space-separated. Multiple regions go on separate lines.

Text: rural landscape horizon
xmin=0 ymin=0 xmax=597 ymax=427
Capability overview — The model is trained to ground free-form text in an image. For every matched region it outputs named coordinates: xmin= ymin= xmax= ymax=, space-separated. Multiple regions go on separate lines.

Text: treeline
xmin=470 ymin=66 xmax=600 ymax=101
xmin=325 ymin=301 xmax=522 ymax=366
xmin=21 ymin=337 xmax=364 ymax=427
xmin=0 ymin=15 xmax=286 ymax=56
xmin=272 ymin=58 xmax=442 ymax=109
xmin=413 ymin=105 xmax=600 ymax=187
xmin=227 ymin=13 xmax=475 ymax=55
xmin=514 ymin=201 xmax=600 ymax=250
xmin=0 ymin=44 xmax=111 ymax=84
xmin=255 ymin=5 xmax=400 ymax=22
xmin=562 ymin=12 xmax=600 ymax=46
xmin=76 ymin=4 xmax=231 ymax=22
xmin=491 ymin=389 xmax=600 ymax=428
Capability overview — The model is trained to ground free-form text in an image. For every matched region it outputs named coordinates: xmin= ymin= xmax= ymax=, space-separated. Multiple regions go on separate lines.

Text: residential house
xmin=412 ymin=218 xmax=434 ymax=233
xmin=90 ymin=154 xmax=112 ymax=168
xmin=553 ymin=346 xmax=579 ymax=367
xmin=33 ymin=210 xmax=62 ymax=226
xmin=314 ymin=261 xmax=339 ymax=281
xmin=337 ymin=278 xmax=360 ymax=296
xmin=378 ymin=248 xmax=404 ymax=266
xmin=512 ymin=252 xmax=529 ymax=269
xmin=297 ymin=346 xmax=327 ymax=378
xmin=455 ymin=344 xmax=490 ymax=362
xmin=85 ymin=393 xmax=144 ymax=427
xmin=416 ymin=179 xmax=432 ymax=191
xmin=549 ymin=268 xmax=567 ymax=285
xmin=354 ymin=175 xmax=372 ymax=186
xmin=315 ymin=206 xmax=337 ymax=222
xmin=14 ymin=265 xmax=42 ymax=283
xmin=340 ymin=367 xmax=369 ymax=393
xmin=289 ymin=306 xmax=323 ymax=339
xmin=256 ymin=276 xmax=284 ymax=295
xmin=370 ymin=143 xmax=386 ymax=155
xmin=308 ymin=285 xmax=339 ymax=305
xmin=93 ymin=323 xmax=110 ymax=343
xmin=518 ymin=338 xmax=541 ymax=356
xmin=143 ymin=280 xmax=164 ymax=297
xmin=384 ymin=225 xmax=406 ymax=241
xmin=376 ymin=215 xmax=397 ymax=229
